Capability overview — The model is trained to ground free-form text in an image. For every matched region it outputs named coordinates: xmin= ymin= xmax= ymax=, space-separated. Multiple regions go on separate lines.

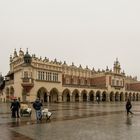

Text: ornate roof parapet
xmin=126 ymin=75 xmax=138 ymax=82
xmin=102 ymin=69 xmax=105 ymax=72
xmin=19 ymin=48 xmax=24 ymax=57
xmin=59 ymin=61 xmax=62 ymax=65
xmin=39 ymin=56 xmax=42 ymax=61
xmin=85 ymin=65 xmax=89 ymax=70
xmin=32 ymin=54 xmax=36 ymax=58
xmin=92 ymin=67 xmax=95 ymax=71
xmin=121 ymin=70 xmax=125 ymax=75
xmin=50 ymin=60 xmax=53 ymax=64
xmin=64 ymin=61 xmax=66 ymax=65
xmin=97 ymin=69 xmax=101 ymax=73
xmin=62 ymin=61 xmax=68 ymax=67
xmin=113 ymin=58 xmax=121 ymax=74
xmin=13 ymin=49 xmax=18 ymax=58
xmin=43 ymin=57 xmax=49 ymax=62
xmin=91 ymin=67 xmax=97 ymax=74
xmin=133 ymin=76 xmax=137 ymax=81
xmin=53 ymin=58 xmax=57 ymax=64
xmin=79 ymin=64 xmax=82 ymax=69
xmin=106 ymin=66 xmax=109 ymax=72
xmin=23 ymin=48 xmax=32 ymax=64
xmin=52 ymin=58 xmax=61 ymax=65
xmin=72 ymin=62 xmax=74 ymax=66
xmin=10 ymin=55 xmax=13 ymax=62
xmin=70 ymin=62 xmax=77 ymax=68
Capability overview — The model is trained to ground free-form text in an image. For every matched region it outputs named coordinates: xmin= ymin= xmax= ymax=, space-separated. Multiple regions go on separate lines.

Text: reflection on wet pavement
xmin=0 ymin=102 xmax=140 ymax=140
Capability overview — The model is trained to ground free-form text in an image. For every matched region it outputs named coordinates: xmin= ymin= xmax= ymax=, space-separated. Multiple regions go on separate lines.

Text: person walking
xmin=33 ymin=98 xmax=43 ymax=121
xmin=10 ymin=97 xmax=20 ymax=118
xmin=126 ymin=98 xmax=133 ymax=116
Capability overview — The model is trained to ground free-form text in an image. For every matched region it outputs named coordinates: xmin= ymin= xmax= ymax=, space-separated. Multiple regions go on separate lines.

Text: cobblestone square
xmin=0 ymin=102 xmax=140 ymax=140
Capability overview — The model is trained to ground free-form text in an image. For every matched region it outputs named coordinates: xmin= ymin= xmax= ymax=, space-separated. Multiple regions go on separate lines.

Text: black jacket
xmin=33 ymin=100 xmax=42 ymax=110
xmin=126 ymin=101 xmax=132 ymax=110
xmin=11 ymin=100 xmax=20 ymax=110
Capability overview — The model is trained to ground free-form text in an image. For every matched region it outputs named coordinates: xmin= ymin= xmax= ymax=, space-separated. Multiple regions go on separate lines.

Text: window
xmin=24 ymin=71 xmax=28 ymax=78
xmin=112 ymin=79 xmax=115 ymax=86
xmin=116 ymin=80 xmax=119 ymax=86
xmin=37 ymin=71 xmax=58 ymax=82
xmin=66 ymin=78 xmax=69 ymax=84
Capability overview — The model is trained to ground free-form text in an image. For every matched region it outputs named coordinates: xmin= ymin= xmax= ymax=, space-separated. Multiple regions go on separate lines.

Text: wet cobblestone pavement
xmin=1 ymin=102 xmax=140 ymax=140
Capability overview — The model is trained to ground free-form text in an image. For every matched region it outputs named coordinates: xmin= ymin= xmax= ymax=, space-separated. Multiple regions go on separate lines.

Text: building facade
xmin=1 ymin=48 xmax=140 ymax=103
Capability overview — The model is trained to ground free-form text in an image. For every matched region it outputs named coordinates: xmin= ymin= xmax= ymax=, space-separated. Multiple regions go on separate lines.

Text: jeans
xmin=35 ymin=110 xmax=42 ymax=120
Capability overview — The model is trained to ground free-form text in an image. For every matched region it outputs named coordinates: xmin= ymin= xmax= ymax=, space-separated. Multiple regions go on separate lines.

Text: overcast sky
xmin=0 ymin=0 xmax=140 ymax=79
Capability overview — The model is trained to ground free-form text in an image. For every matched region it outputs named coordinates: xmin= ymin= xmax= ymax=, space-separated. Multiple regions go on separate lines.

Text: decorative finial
xmin=26 ymin=48 xmax=28 ymax=54
xmin=79 ymin=64 xmax=82 ymax=68
xmin=72 ymin=62 xmax=74 ymax=66
xmin=106 ymin=66 xmax=109 ymax=71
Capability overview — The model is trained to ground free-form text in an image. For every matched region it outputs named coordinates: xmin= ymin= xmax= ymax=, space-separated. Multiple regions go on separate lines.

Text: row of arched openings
xmin=37 ymin=87 xmax=139 ymax=103
xmin=4 ymin=87 xmax=139 ymax=102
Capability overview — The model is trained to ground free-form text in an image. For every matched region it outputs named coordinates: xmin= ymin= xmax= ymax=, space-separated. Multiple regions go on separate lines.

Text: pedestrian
xmin=10 ymin=97 xmax=20 ymax=118
xmin=33 ymin=98 xmax=43 ymax=121
xmin=126 ymin=98 xmax=133 ymax=116
xmin=96 ymin=96 xmax=99 ymax=104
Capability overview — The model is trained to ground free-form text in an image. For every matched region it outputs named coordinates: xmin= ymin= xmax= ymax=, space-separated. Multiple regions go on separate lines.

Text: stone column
xmin=122 ymin=94 xmax=125 ymax=102
xmin=112 ymin=95 xmax=115 ymax=102
xmin=100 ymin=95 xmax=102 ymax=102
xmin=138 ymin=94 xmax=140 ymax=101
xmin=87 ymin=94 xmax=90 ymax=102
xmin=47 ymin=94 xmax=50 ymax=103
xmin=118 ymin=94 xmax=120 ymax=101
xmin=94 ymin=95 xmax=96 ymax=102
xmin=70 ymin=94 xmax=73 ymax=102
xmin=79 ymin=95 xmax=82 ymax=102
xmin=58 ymin=95 xmax=62 ymax=103
xmin=106 ymin=94 xmax=110 ymax=102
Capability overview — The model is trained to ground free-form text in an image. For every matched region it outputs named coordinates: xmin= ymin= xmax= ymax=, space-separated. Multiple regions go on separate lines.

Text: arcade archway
xmin=81 ymin=90 xmax=87 ymax=102
xmin=37 ymin=87 xmax=48 ymax=102
xmin=50 ymin=88 xmax=59 ymax=102
xmin=62 ymin=89 xmax=71 ymax=102
xmin=72 ymin=89 xmax=79 ymax=102
xmin=89 ymin=90 xmax=94 ymax=102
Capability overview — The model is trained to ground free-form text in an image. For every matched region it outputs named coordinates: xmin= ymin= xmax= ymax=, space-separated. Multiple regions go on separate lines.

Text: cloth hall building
xmin=1 ymin=49 xmax=140 ymax=103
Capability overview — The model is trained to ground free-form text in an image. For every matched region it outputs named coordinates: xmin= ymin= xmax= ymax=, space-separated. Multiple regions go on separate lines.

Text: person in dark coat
xmin=126 ymin=99 xmax=133 ymax=116
xmin=10 ymin=97 xmax=20 ymax=118
xmin=33 ymin=98 xmax=43 ymax=121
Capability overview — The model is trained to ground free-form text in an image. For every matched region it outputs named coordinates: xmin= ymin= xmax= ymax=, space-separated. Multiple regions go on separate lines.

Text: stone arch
xmin=136 ymin=93 xmax=139 ymax=101
xmin=50 ymin=88 xmax=59 ymax=102
xmin=89 ymin=90 xmax=95 ymax=102
xmin=129 ymin=92 xmax=132 ymax=100
xmin=120 ymin=92 xmax=124 ymax=101
xmin=72 ymin=89 xmax=80 ymax=102
xmin=81 ymin=90 xmax=87 ymax=102
xmin=96 ymin=91 xmax=101 ymax=101
xmin=115 ymin=92 xmax=119 ymax=101
xmin=37 ymin=87 xmax=48 ymax=102
xmin=62 ymin=89 xmax=71 ymax=102
xmin=102 ymin=91 xmax=107 ymax=101
xmin=132 ymin=93 xmax=136 ymax=101
xmin=125 ymin=92 xmax=128 ymax=101
xmin=110 ymin=92 xmax=114 ymax=102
